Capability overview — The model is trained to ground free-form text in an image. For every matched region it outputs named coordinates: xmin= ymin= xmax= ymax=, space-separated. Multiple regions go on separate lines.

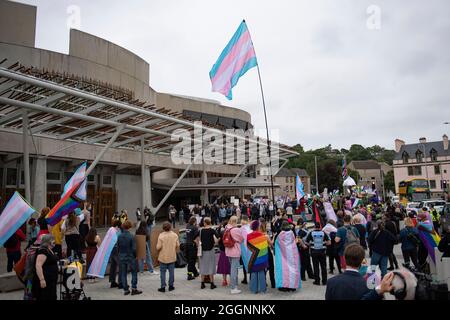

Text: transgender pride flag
xmin=210 ymin=20 xmax=258 ymax=100
xmin=62 ymin=161 xmax=86 ymax=200
xmin=296 ymin=175 xmax=305 ymax=202
xmin=87 ymin=227 xmax=119 ymax=278
xmin=0 ymin=192 xmax=36 ymax=246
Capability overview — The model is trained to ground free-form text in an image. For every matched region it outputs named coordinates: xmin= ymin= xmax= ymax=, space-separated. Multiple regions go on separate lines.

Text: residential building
xmin=257 ymin=167 xmax=310 ymax=199
xmin=348 ymin=160 xmax=392 ymax=193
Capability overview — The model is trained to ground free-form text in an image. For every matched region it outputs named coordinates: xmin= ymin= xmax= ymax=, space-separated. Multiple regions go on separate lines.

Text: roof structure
xmin=274 ymin=167 xmax=309 ymax=177
xmin=394 ymin=141 xmax=450 ymax=160
xmin=0 ymin=62 xmax=298 ymax=162
xmin=348 ymin=160 xmax=381 ymax=170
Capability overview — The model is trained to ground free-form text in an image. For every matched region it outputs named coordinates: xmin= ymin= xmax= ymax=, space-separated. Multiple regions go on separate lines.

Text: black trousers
xmin=418 ymin=243 xmax=429 ymax=269
xmin=300 ymin=249 xmax=314 ymax=280
xmin=268 ymin=248 xmax=275 ymax=288
xmin=6 ymin=251 xmax=21 ymax=272
xmin=240 ymin=256 xmax=247 ymax=282
xmin=389 ymin=253 xmax=399 ymax=269
xmin=402 ymin=248 xmax=419 ymax=269
xmin=65 ymin=234 xmax=83 ymax=260
xmin=327 ymin=251 xmax=341 ymax=273
xmin=109 ymin=250 xmax=122 ymax=285
xmin=185 ymin=243 xmax=199 ymax=276
xmin=311 ymin=250 xmax=327 ymax=283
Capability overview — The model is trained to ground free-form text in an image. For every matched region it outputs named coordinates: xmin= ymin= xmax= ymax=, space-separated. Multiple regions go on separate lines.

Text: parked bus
xmin=398 ymin=179 xmax=430 ymax=203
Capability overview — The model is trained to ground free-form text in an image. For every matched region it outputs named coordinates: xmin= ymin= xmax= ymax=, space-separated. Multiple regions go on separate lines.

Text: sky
xmin=13 ymin=0 xmax=450 ymax=151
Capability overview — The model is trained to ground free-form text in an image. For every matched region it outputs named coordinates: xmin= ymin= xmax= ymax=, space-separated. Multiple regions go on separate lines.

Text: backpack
xmin=222 ymin=228 xmax=236 ymax=248
xmin=15 ymin=246 xmax=38 ymax=285
xmin=406 ymin=230 xmax=421 ymax=247
xmin=344 ymin=226 xmax=358 ymax=248
xmin=4 ymin=234 xmax=18 ymax=248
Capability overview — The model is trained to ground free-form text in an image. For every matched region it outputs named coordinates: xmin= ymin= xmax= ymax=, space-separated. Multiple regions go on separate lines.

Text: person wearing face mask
xmin=32 ymin=234 xmax=58 ymax=300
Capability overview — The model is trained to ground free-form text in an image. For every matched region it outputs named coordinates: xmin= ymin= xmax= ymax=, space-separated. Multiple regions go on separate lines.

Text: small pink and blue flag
xmin=87 ymin=227 xmax=119 ymax=278
xmin=0 ymin=191 xmax=36 ymax=246
xmin=210 ymin=20 xmax=258 ymax=100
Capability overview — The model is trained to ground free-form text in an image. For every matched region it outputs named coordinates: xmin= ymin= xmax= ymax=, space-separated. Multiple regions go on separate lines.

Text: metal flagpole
xmin=315 ymin=155 xmax=318 ymax=194
xmin=256 ymin=64 xmax=276 ymax=207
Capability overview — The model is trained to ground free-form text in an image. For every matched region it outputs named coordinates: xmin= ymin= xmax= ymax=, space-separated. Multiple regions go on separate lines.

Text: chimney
xmin=419 ymin=137 xmax=427 ymax=144
xmin=395 ymin=139 xmax=405 ymax=152
xmin=444 ymin=134 xmax=449 ymax=150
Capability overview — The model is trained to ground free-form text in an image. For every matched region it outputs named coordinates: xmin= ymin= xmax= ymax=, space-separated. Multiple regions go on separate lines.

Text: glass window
xmin=430 ymin=180 xmax=436 ymax=189
xmin=47 ymin=172 xmax=61 ymax=181
xmin=408 ymin=167 xmax=413 ymax=176
xmin=416 ymin=150 xmax=423 ymax=163
xmin=430 ymin=149 xmax=437 ymax=161
xmin=87 ymin=175 xmax=95 ymax=182
xmin=102 ymin=175 xmax=112 ymax=185
xmin=6 ymin=168 xmax=17 ymax=186
xmin=435 ymin=165 xmax=440 ymax=175
xmin=402 ymin=152 xmax=409 ymax=164
xmin=285 ymin=177 xmax=289 ymax=183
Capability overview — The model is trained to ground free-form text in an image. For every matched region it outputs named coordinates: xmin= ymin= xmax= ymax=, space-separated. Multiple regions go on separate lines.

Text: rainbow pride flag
xmin=275 ymin=230 xmax=301 ymax=289
xmin=209 ymin=20 xmax=258 ymax=100
xmin=62 ymin=162 xmax=86 ymax=199
xmin=417 ymin=222 xmax=441 ymax=264
xmin=0 ymin=192 xmax=36 ymax=246
xmin=87 ymin=227 xmax=119 ymax=278
xmin=46 ymin=181 xmax=84 ymax=226
xmin=247 ymin=231 xmax=269 ymax=272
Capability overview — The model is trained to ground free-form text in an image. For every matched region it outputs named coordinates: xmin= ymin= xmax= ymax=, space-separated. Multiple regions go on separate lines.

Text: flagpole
xmin=255 ymin=64 xmax=276 ymax=207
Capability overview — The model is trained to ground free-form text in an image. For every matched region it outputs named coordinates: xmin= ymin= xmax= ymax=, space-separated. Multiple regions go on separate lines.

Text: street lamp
xmin=421 ymin=143 xmax=430 ymax=194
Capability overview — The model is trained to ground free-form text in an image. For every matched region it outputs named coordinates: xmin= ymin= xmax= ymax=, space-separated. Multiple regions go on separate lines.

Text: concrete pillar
xmin=32 ymin=156 xmax=47 ymax=211
xmin=142 ymin=166 xmax=152 ymax=209
xmin=202 ymin=165 xmax=208 ymax=205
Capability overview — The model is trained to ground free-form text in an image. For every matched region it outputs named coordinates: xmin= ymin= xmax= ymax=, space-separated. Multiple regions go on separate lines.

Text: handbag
xmin=197 ymin=229 xmax=202 ymax=257
xmin=175 ymin=251 xmax=187 ymax=268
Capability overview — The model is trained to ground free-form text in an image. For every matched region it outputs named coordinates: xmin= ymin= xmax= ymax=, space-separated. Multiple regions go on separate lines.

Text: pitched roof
xmin=349 ymin=160 xmax=381 ymax=170
xmin=394 ymin=141 xmax=450 ymax=160
xmin=275 ymin=168 xmax=309 ymax=177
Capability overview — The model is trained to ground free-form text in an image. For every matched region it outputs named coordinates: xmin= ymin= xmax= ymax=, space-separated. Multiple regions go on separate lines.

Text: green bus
xmin=398 ymin=178 xmax=430 ymax=203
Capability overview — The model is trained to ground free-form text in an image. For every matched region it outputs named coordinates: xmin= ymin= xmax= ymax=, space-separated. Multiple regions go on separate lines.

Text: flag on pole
xmin=0 ymin=192 xmax=36 ymax=246
xmin=46 ymin=180 xmax=85 ymax=226
xmin=87 ymin=227 xmax=119 ymax=278
xmin=209 ymin=20 xmax=258 ymax=100
xmin=342 ymin=157 xmax=348 ymax=179
xmin=296 ymin=175 xmax=305 ymax=203
xmin=62 ymin=162 xmax=87 ymax=200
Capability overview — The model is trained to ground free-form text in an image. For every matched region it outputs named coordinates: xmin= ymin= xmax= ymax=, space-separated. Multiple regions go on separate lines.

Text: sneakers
xmin=124 ymin=290 xmax=131 ymax=295
xmin=131 ymin=289 xmax=143 ymax=295
xmin=110 ymin=282 xmax=119 ymax=288
xmin=169 ymin=286 xmax=175 ymax=292
xmin=158 ymin=287 xmax=166 ymax=293
xmin=210 ymin=283 xmax=217 ymax=290
xmin=187 ymin=275 xmax=196 ymax=281
xmin=230 ymin=288 xmax=242 ymax=294
xmin=313 ymin=281 xmax=320 ymax=286
xmin=150 ymin=271 xmax=159 ymax=275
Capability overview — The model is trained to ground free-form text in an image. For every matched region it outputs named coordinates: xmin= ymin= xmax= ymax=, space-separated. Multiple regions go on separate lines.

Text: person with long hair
xmin=367 ymin=220 xmax=397 ymax=278
xmin=85 ymin=228 xmax=101 ymax=282
xmin=247 ymin=220 xmax=269 ymax=294
xmin=196 ymin=217 xmax=219 ymax=289
xmin=399 ymin=217 xmax=420 ymax=270
xmin=32 ymin=234 xmax=58 ymax=300
xmin=62 ymin=211 xmax=83 ymax=263
xmin=37 ymin=207 xmax=50 ymax=238
xmin=135 ymin=220 xmax=157 ymax=275
xmin=224 ymin=215 xmax=244 ymax=294
xmin=216 ymin=219 xmax=231 ymax=287
xmin=259 ymin=217 xmax=275 ymax=288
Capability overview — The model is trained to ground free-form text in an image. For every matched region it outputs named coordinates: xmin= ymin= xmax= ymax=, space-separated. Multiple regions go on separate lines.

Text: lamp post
xmin=421 ymin=144 xmax=430 ymax=196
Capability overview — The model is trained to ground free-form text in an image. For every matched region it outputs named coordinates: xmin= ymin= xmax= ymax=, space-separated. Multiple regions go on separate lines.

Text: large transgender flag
xmin=87 ymin=227 xmax=119 ymax=278
xmin=62 ymin=162 xmax=87 ymax=200
xmin=46 ymin=180 xmax=84 ymax=226
xmin=0 ymin=192 xmax=36 ymax=246
xmin=209 ymin=20 xmax=258 ymax=100
xmin=274 ymin=230 xmax=301 ymax=289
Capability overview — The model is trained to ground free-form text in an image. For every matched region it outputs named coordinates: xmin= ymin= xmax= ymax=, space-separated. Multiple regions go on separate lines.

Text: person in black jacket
xmin=352 ymin=216 xmax=367 ymax=250
xmin=438 ymin=225 xmax=450 ymax=258
xmin=384 ymin=214 xmax=399 ymax=270
xmin=325 ymin=244 xmax=393 ymax=300
xmin=368 ymin=220 xmax=397 ymax=278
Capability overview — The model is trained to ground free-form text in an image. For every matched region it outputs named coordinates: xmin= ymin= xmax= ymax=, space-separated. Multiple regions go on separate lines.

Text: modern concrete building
xmin=256 ymin=167 xmax=310 ymax=199
xmin=393 ymin=135 xmax=449 ymax=199
xmin=348 ymin=160 xmax=392 ymax=193
xmin=0 ymin=0 xmax=297 ymax=225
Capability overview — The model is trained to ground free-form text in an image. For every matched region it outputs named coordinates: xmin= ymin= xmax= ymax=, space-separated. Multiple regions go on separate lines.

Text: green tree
xmin=383 ymin=170 xmax=395 ymax=193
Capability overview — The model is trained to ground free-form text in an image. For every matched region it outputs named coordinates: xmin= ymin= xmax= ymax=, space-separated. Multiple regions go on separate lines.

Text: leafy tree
xmin=383 ymin=170 xmax=395 ymax=193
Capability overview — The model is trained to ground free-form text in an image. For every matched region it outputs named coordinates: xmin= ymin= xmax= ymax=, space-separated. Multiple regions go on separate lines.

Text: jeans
xmin=160 ymin=262 xmax=175 ymax=288
xmin=229 ymin=257 xmax=240 ymax=289
xmin=311 ymin=250 xmax=327 ymax=283
xmin=371 ymin=251 xmax=389 ymax=278
xmin=6 ymin=251 xmax=21 ymax=272
xmin=138 ymin=242 xmax=154 ymax=272
xmin=249 ymin=270 xmax=267 ymax=293
xmin=120 ymin=259 xmax=138 ymax=291
xmin=109 ymin=250 xmax=122 ymax=285
xmin=402 ymin=248 xmax=419 ymax=269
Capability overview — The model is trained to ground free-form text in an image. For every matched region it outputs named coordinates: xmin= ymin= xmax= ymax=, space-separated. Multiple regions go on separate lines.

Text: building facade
xmin=347 ymin=160 xmax=392 ymax=193
xmin=393 ymin=135 xmax=449 ymax=199
xmin=256 ymin=167 xmax=310 ymax=199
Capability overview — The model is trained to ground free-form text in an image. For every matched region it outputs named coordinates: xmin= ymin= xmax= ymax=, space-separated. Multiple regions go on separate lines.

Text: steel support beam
xmin=273 ymin=158 xmax=289 ymax=176
xmin=22 ymin=110 xmax=31 ymax=201
xmin=85 ymin=124 xmax=125 ymax=176
xmin=230 ymin=164 xmax=250 ymax=184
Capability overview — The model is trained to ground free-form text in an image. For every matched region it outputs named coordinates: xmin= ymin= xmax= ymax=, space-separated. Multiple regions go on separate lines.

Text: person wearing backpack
xmin=399 ymin=217 xmax=420 ymax=270
xmin=368 ymin=220 xmax=397 ymax=278
xmin=224 ymin=215 xmax=244 ymax=294
xmin=306 ymin=222 xmax=331 ymax=285
xmin=335 ymin=215 xmax=360 ymax=270
xmin=5 ymin=228 xmax=26 ymax=272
